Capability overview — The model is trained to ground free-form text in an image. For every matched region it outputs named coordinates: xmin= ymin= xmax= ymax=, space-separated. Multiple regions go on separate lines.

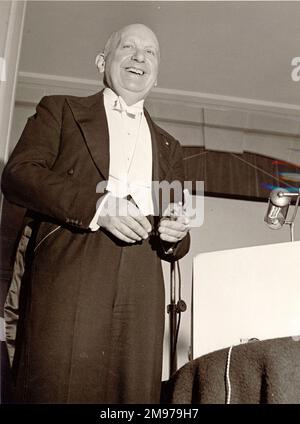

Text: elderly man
xmin=2 ymin=23 xmax=190 ymax=404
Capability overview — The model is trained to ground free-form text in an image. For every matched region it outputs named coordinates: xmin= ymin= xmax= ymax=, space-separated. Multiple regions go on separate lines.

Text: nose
xmin=131 ymin=48 xmax=145 ymax=63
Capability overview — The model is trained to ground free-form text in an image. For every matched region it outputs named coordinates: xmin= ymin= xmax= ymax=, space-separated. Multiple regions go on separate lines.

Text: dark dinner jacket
xmin=2 ymin=90 xmax=189 ymax=251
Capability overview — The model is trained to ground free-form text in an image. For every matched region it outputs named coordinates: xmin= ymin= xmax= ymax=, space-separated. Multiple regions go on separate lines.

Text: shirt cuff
xmin=89 ymin=192 xmax=111 ymax=231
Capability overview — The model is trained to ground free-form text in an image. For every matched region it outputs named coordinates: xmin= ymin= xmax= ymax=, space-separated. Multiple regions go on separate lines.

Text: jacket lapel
xmin=145 ymin=110 xmax=172 ymax=216
xmin=144 ymin=109 xmax=170 ymax=183
xmin=67 ymin=90 xmax=109 ymax=180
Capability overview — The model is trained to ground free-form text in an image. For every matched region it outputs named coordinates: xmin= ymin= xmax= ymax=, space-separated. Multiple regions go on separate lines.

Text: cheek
xmin=108 ymin=64 xmax=122 ymax=84
xmin=149 ymin=61 xmax=159 ymax=78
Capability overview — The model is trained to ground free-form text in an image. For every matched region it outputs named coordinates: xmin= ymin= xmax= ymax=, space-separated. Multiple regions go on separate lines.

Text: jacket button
xmin=67 ymin=168 xmax=74 ymax=175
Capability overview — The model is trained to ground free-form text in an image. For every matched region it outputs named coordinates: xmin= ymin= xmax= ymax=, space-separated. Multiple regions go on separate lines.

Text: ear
xmin=95 ymin=53 xmax=105 ymax=73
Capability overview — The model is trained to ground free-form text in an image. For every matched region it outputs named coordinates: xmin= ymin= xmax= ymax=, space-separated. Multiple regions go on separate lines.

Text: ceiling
xmin=19 ymin=1 xmax=300 ymax=106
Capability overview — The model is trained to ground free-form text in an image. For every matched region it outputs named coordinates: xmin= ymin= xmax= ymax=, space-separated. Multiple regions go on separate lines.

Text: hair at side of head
xmin=100 ymin=30 xmax=120 ymax=87
xmin=103 ymin=30 xmax=121 ymax=59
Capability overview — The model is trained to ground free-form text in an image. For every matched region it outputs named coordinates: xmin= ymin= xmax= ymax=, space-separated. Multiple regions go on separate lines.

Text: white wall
xmin=8 ymin=103 xmax=35 ymax=156
xmin=0 ymin=2 xmax=11 ymax=55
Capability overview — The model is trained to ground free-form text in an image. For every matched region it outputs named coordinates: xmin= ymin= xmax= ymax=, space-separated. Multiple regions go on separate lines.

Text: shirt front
xmin=90 ymin=88 xmax=154 ymax=230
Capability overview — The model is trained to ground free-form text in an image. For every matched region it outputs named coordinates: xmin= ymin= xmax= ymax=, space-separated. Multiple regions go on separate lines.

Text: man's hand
xmin=97 ymin=196 xmax=152 ymax=243
xmin=158 ymin=215 xmax=190 ymax=243
xmin=158 ymin=202 xmax=190 ymax=243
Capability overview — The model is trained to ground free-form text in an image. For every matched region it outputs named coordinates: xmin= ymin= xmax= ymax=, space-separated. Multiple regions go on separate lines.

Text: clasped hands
xmin=97 ymin=196 xmax=190 ymax=244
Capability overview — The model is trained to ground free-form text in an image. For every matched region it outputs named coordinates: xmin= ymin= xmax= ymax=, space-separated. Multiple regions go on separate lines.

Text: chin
xmin=126 ymin=84 xmax=153 ymax=96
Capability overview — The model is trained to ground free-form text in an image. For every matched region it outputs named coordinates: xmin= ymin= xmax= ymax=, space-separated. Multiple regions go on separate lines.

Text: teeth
xmin=126 ymin=67 xmax=144 ymax=75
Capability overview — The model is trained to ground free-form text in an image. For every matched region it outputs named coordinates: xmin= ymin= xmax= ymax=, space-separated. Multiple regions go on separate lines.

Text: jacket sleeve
xmin=1 ymin=96 xmax=102 ymax=230
xmin=159 ymin=137 xmax=191 ymax=262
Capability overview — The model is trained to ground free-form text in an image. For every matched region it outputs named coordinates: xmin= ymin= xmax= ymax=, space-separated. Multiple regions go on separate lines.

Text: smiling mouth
xmin=125 ymin=67 xmax=145 ymax=76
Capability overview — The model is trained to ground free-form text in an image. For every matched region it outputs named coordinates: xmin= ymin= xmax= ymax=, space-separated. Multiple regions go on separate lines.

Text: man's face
xmin=104 ymin=24 xmax=160 ymax=104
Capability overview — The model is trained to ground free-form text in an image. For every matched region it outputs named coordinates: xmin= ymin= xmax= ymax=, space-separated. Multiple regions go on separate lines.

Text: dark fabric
xmin=1 ymin=90 xmax=190 ymax=404
xmin=161 ymin=336 xmax=300 ymax=404
xmin=0 ymin=199 xmax=26 ymax=318
xmin=1 ymin=342 xmax=15 ymax=403
xmin=183 ymin=147 xmax=300 ymax=200
xmin=4 ymin=224 xmax=32 ymax=366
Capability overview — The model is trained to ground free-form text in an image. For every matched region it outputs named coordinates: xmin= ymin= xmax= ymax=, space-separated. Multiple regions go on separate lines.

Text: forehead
xmin=119 ymin=25 xmax=160 ymax=50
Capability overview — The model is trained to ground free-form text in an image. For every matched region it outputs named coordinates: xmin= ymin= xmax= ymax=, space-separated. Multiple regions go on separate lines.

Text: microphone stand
xmin=167 ymin=260 xmax=187 ymax=378
xmin=168 ymin=261 xmax=177 ymax=376
xmin=164 ymin=198 xmax=188 ymax=378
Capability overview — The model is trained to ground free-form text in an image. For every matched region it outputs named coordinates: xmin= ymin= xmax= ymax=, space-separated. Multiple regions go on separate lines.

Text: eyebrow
xmin=145 ymin=45 xmax=158 ymax=50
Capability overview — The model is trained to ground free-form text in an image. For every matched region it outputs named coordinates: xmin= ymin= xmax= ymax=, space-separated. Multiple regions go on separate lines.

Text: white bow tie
xmin=112 ymin=98 xmax=143 ymax=118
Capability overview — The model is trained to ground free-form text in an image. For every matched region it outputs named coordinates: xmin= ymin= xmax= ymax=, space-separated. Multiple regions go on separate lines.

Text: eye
xmin=123 ymin=44 xmax=133 ymax=49
xmin=146 ymin=49 xmax=155 ymax=56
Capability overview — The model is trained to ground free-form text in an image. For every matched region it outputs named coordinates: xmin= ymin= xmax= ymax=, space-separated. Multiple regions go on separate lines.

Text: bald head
xmin=98 ymin=23 xmax=160 ymax=105
xmin=104 ymin=24 xmax=160 ymax=61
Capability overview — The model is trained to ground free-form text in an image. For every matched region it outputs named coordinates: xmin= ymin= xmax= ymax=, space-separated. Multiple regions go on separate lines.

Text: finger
xmin=111 ymin=227 xmax=136 ymax=243
xmin=159 ymin=233 xmax=180 ymax=243
xmin=158 ymin=226 xmax=186 ymax=239
xmin=121 ymin=216 xmax=149 ymax=239
xmin=126 ymin=202 xmax=152 ymax=233
xmin=176 ymin=216 xmax=190 ymax=226
xmin=132 ymin=214 xmax=152 ymax=233
xmin=159 ymin=219 xmax=188 ymax=232
xmin=116 ymin=221 xmax=143 ymax=241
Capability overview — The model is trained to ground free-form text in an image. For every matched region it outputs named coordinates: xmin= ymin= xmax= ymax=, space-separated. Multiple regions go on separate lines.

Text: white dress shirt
xmin=90 ymin=88 xmax=153 ymax=230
